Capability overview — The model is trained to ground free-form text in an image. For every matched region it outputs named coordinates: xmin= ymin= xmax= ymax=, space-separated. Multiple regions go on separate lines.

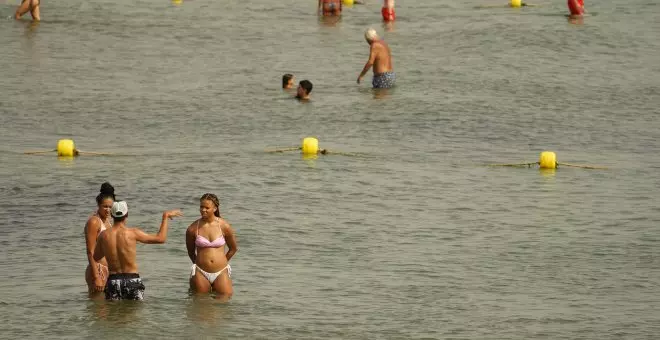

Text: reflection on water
xmin=25 ymin=20 xmax=39 ymax=34
xmin=382 ymin=21 xmax=395 ymax=32
xmin=539 ymin=168 xmax=557 ymax=179
xmin=56 ymin=156 xmax=76 ymax=168
xmin=87 ymin=299 xmax=144 ymax=324
xmin=372 ymin=88 xmax=393 ymax=99
xmin=567 ymin=15 xmax=585 ymax=25
xmin=185 ymin=295 xmax=233 ymax=326
xmin=302 ymin=153 xmax=318 ymax=164
xmin=318 ymin=15 xmax=342 ymax=28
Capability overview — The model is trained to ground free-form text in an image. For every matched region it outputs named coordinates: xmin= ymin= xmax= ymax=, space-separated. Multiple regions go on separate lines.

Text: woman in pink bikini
xmin=186 ymin=193 xmax=239 ymax=300
xmin=84 ymin=182 xmax=115 ymax=296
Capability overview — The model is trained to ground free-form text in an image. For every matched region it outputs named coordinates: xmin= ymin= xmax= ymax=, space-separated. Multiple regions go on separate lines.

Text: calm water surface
xmin=1 ymin=0 xmax=659 ymax=339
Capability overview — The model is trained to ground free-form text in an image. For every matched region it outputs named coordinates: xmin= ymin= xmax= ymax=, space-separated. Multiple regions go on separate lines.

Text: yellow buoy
xmin=301 ymin=137 xmax=319 ymax=155
xmin=510 ymin=0 xmax=522 ymax=7
xmin=539 ymin=151 xmax=557 ymax=169
xmin=57 ymin=139 xmax=76 ymax=157
xmin=343 ymin=0 xmax=354 ymax=5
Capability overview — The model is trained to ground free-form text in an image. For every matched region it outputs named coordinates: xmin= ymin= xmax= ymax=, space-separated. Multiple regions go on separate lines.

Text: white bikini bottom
xmin=191 ymin=264 xmax=231 ymax=284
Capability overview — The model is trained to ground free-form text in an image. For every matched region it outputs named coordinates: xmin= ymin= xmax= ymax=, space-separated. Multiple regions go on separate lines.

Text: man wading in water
xmin=357 ymin=28 xmax=396 ymax=89
xmin=94 ymin=201 xmax=182 ymax=300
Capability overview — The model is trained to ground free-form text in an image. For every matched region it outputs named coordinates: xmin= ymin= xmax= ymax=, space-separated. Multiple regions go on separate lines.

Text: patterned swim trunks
xmin=372 ymin=71 xmax=396 ymax=89
xmin=104 ymin=273 xmax=145 ymax=301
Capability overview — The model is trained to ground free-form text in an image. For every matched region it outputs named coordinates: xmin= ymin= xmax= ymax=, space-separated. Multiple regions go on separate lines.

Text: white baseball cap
xmin=111 ymin=201 xmax=128 ymax=218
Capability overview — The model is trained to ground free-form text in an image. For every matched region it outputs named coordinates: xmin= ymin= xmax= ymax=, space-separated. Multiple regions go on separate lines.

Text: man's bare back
xmin=94 ymin=201 xmax=182 ymax=300
xmin=370 ymin=40 xmax=393 ymax=75
xmin=97 ymin=225 xmax=141 ymax=274
xmin=96 ymin=209 xmax=182 ymax=274
xmin=357 ymin=28 xmax=396 ymax=89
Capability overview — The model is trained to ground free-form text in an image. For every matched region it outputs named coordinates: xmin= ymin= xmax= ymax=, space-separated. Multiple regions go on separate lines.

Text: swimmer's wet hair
xmin=282 ymin=74 xmax=294 ymax=88
xmin=365 ymin=27 xmax=378 ymax=42
xmin=299 ymin=80 xmax=313 ymax=94
xmin=200 ymin=193 xmax=221 ymax=217
xmin=96 ymin=182 xmax=115 ymax=205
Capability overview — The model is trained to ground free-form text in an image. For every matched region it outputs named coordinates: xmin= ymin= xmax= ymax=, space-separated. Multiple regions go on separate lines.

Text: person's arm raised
xmin=134 ymin=210 xmax=183 ymax=244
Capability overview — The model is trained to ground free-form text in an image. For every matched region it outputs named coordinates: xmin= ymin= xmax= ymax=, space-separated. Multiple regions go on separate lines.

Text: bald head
xmin=365 ymin=28 xmax=379 ymax=42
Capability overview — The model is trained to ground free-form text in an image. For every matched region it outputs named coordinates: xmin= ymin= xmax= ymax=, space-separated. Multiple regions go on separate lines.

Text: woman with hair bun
xmin=84 ymin=182 xmax=115 ymax=296
xmin=186 ymin=193 xmax=238 ymax=300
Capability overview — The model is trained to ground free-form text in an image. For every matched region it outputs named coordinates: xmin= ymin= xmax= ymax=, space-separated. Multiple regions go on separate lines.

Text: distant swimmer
xmin=567 ymin=0 xmax=584 ymax=16
xmin=357 ymin=28 xmax=395 ymax=89
xmin=296 ymin=80 xmax=313 ymax=100
xmin=282 ymin=74 xmax=295 ymax=90
xmin=84 ymin=182 xmax=115 ymax=297
xmin=382 ymin=0 xmax=395 ymax=21
xmin=15 ymin=0 xmax=40 ymax=21
xmin=318 ymin=0 xmax=342 ymax=16
xmin=186 ymin=193 xmax=238 ymax=300
xmin=94 ymin=201 xmax=183 ymax=301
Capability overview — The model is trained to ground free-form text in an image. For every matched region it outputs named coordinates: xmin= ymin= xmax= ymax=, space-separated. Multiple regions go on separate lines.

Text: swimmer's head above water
xmin=365 ymin=28 xmax=379 ymax=44
xmin=282 ymin=74 xmax=295 ymax=89
xmin=296 ymin=80 xmax=313 ymax=100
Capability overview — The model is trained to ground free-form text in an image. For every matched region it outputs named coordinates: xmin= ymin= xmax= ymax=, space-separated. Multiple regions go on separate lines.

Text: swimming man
xmin=296 ymin=80 xmax=313 ymax=101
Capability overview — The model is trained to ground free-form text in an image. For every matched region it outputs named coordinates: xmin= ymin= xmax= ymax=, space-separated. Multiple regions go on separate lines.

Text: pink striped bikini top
xmin=195 ymin=220 xmax=226 ymax=248
xmin=94 ymin=212 xmax=111 ymax=234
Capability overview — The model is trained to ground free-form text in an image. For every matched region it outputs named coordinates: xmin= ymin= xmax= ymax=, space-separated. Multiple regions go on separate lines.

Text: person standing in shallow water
xmin=318 ymin=0 xmax=342 ymax=16
xmin=381 ymin=0 xmax=396 ymax=21
xmin=84 ymin=182 xmax=114 ymax=297
xmin=94 ymin=201 xmax=183 ymax=300
xmin=186 ymin=193 xmax=238 ymax=301
xmin=15 ymin=0 xmax=40 ymax=21
xmin=357 ymin=28 xmax=396 ymax=89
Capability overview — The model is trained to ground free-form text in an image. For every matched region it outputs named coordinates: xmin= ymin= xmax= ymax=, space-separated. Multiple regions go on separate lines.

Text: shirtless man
xmin=357 ymin=28 xmax=395 ymax=89
xmin=15 ymin=0 xmax=40 ymax=21
xmin=318 ymin=0 xmax=342 ymax=16
xmin=94 ymin=201 xmax=183 ymax=301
